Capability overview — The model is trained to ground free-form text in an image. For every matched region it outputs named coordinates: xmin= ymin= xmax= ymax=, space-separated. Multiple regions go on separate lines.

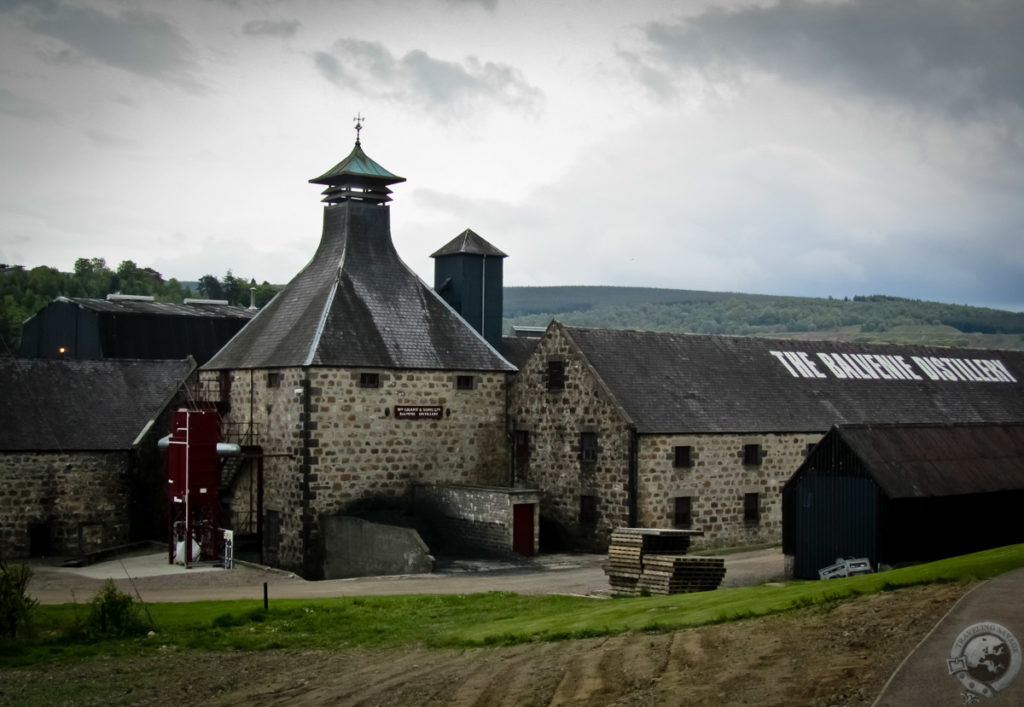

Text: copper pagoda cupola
xmin=308 ymin=120 xmax=406 ymax=205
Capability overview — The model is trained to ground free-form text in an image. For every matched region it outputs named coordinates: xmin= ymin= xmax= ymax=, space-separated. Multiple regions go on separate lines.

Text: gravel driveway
xmin=27 ymin=546 xmax=786 ymax=604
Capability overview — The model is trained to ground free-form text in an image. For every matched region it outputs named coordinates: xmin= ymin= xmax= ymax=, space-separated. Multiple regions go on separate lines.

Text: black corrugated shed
xmin=783 ymin=423 xmax=1024 ymax=578
xmin=20 ymin=297 xmax=254 ymax=364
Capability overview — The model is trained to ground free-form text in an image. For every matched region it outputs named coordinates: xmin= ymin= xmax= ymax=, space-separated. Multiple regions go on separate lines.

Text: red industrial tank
xmin=166 ymin=408 xmax=221 ymax=498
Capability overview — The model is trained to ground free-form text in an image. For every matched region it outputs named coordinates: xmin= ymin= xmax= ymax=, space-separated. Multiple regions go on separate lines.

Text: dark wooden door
xmin=513 ymin=503 xmax=535 ymax=556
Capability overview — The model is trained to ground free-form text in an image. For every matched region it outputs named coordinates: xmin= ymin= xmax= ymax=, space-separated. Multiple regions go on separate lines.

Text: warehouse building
xmin=508 ymin=322 xmax=1024 ymax=552
xmin=783 ymin=422 xmax=1024 ymax=578
xmin=20 ymin=295 xmax=254 ymax=364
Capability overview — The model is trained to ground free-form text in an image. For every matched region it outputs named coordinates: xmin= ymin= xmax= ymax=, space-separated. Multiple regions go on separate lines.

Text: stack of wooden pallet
xmin=636 ymin=554 xmax=726 ymax=594
xmin=603 ymin=528 xmax=725 ymax=595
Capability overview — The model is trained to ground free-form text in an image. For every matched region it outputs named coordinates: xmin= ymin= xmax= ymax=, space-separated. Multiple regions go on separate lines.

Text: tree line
xmin=0 ymin=258 xmax=281 ymax=353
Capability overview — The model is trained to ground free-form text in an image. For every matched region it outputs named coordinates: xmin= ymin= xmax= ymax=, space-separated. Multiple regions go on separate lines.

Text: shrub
xmin=86 ymin=580 xmax=151 ymax=638
xmin=0 ymin=560 xmax=38 ymax=640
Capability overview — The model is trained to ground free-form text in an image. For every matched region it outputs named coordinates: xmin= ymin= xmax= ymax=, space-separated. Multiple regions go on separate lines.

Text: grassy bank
xmin=4 ymin=544 xmax=1023 ymax=667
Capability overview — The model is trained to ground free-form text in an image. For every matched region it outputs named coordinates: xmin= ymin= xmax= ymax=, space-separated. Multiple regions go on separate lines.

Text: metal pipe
xmin=157 ymin=434 xmax=241 ymax=456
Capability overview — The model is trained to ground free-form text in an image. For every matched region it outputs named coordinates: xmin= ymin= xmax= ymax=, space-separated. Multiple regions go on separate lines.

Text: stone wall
xmin=208 ymin=365 xmax=510 ymax=576
xmin=637 ymin=432 xmax=823 ymax=549
xmin=0 ymin=451 xmax=133 ymax=558
xmin=508 ymin=327 xmax=633 ymax=552
xmin=414 ymin=483 xmax=540 ymax=557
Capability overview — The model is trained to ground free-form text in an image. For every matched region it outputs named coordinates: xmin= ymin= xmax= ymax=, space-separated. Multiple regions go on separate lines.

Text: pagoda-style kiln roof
xmin=205 ymin=139 xmax=513 ymax=372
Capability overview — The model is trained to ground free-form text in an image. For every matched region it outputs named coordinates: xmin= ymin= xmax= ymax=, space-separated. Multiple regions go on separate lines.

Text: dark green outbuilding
xmin=783 ymin=422 xmax=1024 ymax=579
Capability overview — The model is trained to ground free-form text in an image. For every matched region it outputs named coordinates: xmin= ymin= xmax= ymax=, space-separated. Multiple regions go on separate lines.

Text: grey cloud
xmin=242 ymin=19 xmax=301 ymax=38
xmin=5 ymin=1 xmax=198 ymax=86
xmin=315 ymin=39 xmax=541 ymax=115
xmin=85 ymin=129 xmax=137 ymax=149
xmin=617 ymin=49 xmax=675 ymax=102
xmin=0 ymin=88 xmax=54 ymax=120
xmin=441 ymin=0 xmax=498 ymax=11
xmin=313 ymin=51 xmax=343 ymax=84
xmin=638 ymin=0 xmax=1024 ymax=118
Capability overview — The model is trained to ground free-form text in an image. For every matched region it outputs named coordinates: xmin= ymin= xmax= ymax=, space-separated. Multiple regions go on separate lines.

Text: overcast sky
xmin=1 ymin=0 xmax=1022 ymax=311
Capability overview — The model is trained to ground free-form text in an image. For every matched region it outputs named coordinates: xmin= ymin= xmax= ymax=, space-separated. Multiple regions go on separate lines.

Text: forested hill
xmin=5 ymin=261 xmax=1023 ymax=353
xmin=503 ymin=286 xmax=1024 ymax=350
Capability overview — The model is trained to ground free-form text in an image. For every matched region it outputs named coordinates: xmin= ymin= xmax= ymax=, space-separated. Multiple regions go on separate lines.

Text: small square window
xmin=803 ymin=442 xmax=816 ymax=457
xmin=266 ymin=372 xmax=281 ymax=388
xmin=580 ymin=495 xmax=598 ymax=525
xmin=546 ymin=360 xmax=565 ymax=390
xmin=673 ymin=445 xmax=693 ymax=468
xmin=359 ymin=372 xmax=380 ymax=389
xmin=743 ymin=444 xmax=762 ymax=466
xmin=744 ymin=493 xmax=760 ymax=523
xmin=456 ymin=375 xmax=474 ymax=390
xmin=580 ymin=432 xmax=598 ymax=463
xmin=673 ymin=497 xmax=692 ymax=528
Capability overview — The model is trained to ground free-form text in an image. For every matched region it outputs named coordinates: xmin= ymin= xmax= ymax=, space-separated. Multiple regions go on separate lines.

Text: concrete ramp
xmin=874 ymin=567 xmax=1024 ymax=706
xmin=321 ymin=516 xmax=435 ymax=580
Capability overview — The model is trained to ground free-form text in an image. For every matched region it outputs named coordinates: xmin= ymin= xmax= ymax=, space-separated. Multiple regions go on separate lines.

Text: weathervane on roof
xmin=354 ymin=113 xmax=364 ymax=146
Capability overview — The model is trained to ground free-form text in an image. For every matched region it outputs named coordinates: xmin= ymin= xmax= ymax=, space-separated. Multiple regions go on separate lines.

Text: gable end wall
xmin=509 ymin=326 xmax=633 ymax=551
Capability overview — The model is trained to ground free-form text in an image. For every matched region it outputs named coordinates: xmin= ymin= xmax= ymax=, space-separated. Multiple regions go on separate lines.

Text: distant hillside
xmin=503 ymin=286 xmax=1024 ymax=350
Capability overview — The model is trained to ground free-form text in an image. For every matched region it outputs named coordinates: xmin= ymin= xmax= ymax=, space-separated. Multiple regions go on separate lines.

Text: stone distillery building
xmin=200 ymin=133 xmax=517 ymax=578
xmin=508 ymin=322 xmax=1024 ymax=552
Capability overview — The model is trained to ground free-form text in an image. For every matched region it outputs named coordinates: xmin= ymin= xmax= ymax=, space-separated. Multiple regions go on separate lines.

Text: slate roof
xmin=204 ymin=201 xmax=514 ymax=372
xmin=560 ymin=325 xmax=1024 ymax=434
xmin=431 ymin=229 xmax=508 ymax=258
xmin=0 ymin=358 xmax=195 ymax=451
xmin=826 ymin=423 xmax=1024 ymax=499
xmin=52 ymin=297 xmax=255 ymax=320
xmin=501 ymin=334 xmax=542 ymax=370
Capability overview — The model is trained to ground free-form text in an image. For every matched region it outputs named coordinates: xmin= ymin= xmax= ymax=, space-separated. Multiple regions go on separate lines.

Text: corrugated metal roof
xmin=55 ymin=297 xmax=255 ymax=320
xmin=560 ymin=325 xmax=1024 ymax=434
xmin=0 ymin=358 xmax=195 ymax=451
xmin=836 ymin=423 xmax=1024 ymax=498
xmin=430 ymin=229 xmax=508 ymax=258
xmin=204 ymin=201 xmax=514 ymax=372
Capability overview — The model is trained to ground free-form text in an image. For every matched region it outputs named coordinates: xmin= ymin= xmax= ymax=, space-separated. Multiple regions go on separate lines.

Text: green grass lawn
xmin=4 ymin=544 xmax=1023 ymax=667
